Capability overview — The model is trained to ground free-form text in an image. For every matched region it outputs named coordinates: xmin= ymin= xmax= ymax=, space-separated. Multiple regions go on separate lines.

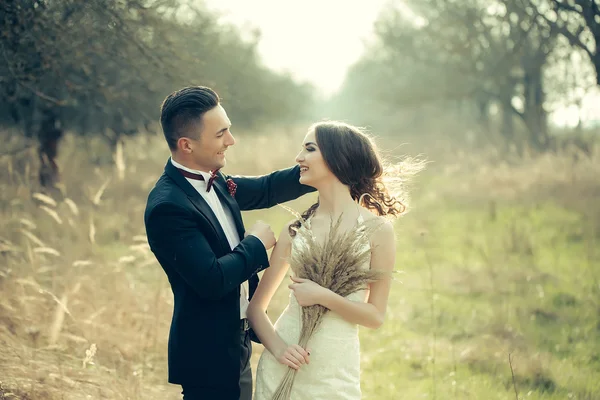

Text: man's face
xmin=181 ymin=104 xmax=235 ymax=172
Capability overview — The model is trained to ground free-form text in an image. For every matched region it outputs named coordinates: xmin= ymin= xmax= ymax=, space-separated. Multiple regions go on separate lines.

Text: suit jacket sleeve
xmin=146 ymin=202 xmax=268 ymax=299
xmin=225 ymin=165 xmax=315 ymax=211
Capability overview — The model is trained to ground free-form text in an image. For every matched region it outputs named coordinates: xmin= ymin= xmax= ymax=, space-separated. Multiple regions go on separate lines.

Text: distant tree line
xmin=331 ymin=0 xmax=599 ymax=153
xmin=0 ymin=0 xmax=314 ymax=186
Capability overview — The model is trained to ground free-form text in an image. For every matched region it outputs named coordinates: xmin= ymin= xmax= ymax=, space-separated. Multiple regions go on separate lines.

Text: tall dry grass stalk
xmin=0 ymin=132 xmax=182 ymax=399
xmin=1 ymin=129 xmax=598 ymax=399
xmin=271 ymin=211 xmax=389 ymax=400
xmin=424 ymin=237 xmax=437 ymax=400
xmin=114 ymin=139 xmax=126 ymax=181
xmin=509 ymin=353 xmax=519 ymax=400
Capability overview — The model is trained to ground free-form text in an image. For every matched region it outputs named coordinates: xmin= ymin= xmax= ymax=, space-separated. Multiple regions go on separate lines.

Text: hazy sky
xmin=203 ymin=0 xmax=389 ymax=96
xmin=202 ymin=0 xmax=598 ymax=125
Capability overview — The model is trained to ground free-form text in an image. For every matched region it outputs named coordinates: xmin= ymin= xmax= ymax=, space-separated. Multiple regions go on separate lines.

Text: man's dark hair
xmin=160 ymin=86 xmax=220 ymax=150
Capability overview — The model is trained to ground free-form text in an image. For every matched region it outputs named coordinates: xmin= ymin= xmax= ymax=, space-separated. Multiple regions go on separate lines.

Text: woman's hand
xmin=275 ymin=343 xmax=311 ymax=370
xmin=288 ymin=276 xmax=330 ymax=307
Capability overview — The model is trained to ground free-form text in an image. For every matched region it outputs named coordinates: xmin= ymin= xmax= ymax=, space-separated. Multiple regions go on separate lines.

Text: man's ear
xmin=177 ymin=137 xmax=193 ymax=154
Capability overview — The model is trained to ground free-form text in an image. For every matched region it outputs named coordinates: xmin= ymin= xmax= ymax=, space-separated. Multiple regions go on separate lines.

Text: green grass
xmin=243 ymin=164 xmax=600 ymax=399
xmin=241 ymin=184 xmax=599 ymax=399
xmin=350 ymin=198 xmax=599 ymax=399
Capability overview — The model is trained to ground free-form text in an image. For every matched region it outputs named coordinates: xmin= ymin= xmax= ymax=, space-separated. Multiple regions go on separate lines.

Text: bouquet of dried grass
xmin=271 ymin=210 xmax=389 ymax=400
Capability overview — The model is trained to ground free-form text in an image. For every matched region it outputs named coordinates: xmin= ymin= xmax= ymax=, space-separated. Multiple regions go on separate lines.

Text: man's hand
xmin=247 ymin=220 xmax=276 ymax=250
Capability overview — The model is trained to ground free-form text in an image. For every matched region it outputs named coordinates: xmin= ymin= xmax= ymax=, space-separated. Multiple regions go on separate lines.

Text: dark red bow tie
xmin=177 ymin=168 xmax=220 ymax=192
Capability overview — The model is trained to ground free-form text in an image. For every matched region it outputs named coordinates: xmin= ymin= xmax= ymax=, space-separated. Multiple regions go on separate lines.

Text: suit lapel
xmin=164 ymin=159 xmax=230 ymax=249
xmin=212 ymin=176 xmax=246 ymax=240
xmin=209 ymin=178 xmax=260 ymax=300
xmin=165 ymin=160 xmax=261 ymax=303
xmin=211 ymin=178 xmax=259 ymax=297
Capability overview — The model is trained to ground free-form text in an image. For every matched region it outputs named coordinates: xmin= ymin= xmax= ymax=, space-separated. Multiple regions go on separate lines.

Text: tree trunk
xmin=38 ymin=110 xmax=63 ymax=188
xmin=587 ymin=1 xmax=600 ymax=85
xmin=523 ymin=68 xmax=549 ymax=151
xmin=500 ymin=90 xmax=516 ymax=150
xmin=594 ymin=51 xmax=600 ymax=86
xmin=475 ymin=94 xmax=491 ymax=130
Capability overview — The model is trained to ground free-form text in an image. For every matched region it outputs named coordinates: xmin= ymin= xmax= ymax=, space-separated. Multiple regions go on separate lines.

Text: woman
xmin=248 ymin=121 xmax=421 ymax=399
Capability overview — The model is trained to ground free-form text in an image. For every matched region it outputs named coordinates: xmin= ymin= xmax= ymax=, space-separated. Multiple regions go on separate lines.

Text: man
xmin=144 ymin=86 xmax=313 ymax=399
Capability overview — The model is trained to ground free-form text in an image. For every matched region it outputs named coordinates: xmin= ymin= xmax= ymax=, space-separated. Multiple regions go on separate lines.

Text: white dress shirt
xmin=171 ymin=158 xmax=249 ymax=319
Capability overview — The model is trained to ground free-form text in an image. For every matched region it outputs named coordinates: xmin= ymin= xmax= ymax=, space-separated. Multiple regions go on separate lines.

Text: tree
xmin=0 ymin=0 xmax=314 ymax=187
xmin=535 ymin=0 xmax=600 ymax=85
xmin=338 ymin=0 xmax=559 ymax=150
xmin=1 ymin=0 xmax=183 ymax=185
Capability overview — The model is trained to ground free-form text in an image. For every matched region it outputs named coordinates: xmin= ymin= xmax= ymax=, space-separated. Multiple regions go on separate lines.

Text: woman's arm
xmin=289 ymin=220 xmax=396 ymax=329
xmin=247 ymin=224 xmax=311 ymax=370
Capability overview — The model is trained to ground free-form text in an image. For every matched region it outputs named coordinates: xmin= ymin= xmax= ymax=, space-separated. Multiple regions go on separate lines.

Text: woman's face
xmin=295 ymin=130 xmax=334 ymax=188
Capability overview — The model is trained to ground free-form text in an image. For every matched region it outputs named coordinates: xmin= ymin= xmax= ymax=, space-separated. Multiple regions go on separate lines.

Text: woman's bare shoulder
xmin=359 ymin=207 xmax=389 ymax=224
xmin=360 ymin=209 xmax=394 ymax=242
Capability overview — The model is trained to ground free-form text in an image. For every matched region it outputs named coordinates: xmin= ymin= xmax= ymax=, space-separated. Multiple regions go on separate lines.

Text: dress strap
xmin=356 ymin=211 xmax=364 ymax=225
xmin=355 ymin=201 xmax=365 ymax=225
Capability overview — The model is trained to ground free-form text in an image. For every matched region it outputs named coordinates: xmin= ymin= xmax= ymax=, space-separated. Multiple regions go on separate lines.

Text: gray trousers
xmin=240 ymin=329 xmax=253 ymax=400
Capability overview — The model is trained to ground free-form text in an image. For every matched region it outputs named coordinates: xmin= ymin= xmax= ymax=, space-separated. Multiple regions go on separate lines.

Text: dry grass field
xmin=0 ymin=127 xmax=598 ymax=399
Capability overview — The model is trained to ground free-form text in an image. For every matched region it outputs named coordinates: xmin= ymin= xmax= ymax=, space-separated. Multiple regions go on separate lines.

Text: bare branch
xmin=535 ymin=6 xmax=595 ymax=59
xmin=0 ymin=43 xmax=67 ymax=106
xmin=553 ymin=0 xmax=581 ymax=13
xmin=0 ymin=145 xmax=33 ymax=158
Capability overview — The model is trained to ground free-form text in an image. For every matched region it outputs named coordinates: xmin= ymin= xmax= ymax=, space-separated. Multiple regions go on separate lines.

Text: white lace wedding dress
xmin=254 ymin=215 xmax=369 ymax=400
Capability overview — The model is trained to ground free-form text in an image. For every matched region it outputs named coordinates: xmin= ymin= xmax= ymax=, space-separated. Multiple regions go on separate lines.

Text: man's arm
xmin=146 ymin=202 xmax=268 ymax=299
xmin=225 ymin=165 xmax=315 ymax=211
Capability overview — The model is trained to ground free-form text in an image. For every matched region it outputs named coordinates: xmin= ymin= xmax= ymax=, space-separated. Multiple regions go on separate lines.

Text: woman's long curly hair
xmin=289 ymin=121 xmax=424 ymax=236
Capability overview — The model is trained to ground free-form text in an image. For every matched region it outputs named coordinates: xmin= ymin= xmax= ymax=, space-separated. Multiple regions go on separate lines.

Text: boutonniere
xmin=226 ymin=178 xmax=237 ymax=198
